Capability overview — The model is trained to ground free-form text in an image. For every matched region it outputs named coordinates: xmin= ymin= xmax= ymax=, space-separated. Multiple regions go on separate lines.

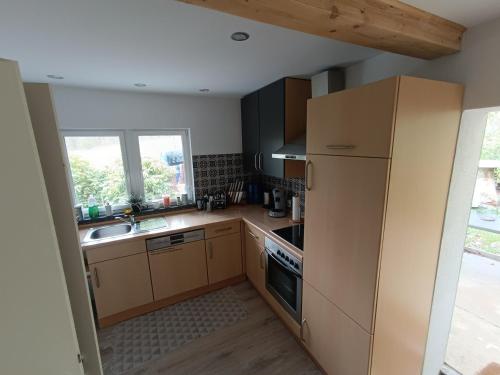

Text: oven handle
xmin=265 ymin=248 xmax=302 ymax=278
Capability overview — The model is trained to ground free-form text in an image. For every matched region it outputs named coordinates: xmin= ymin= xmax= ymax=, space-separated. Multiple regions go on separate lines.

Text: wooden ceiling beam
xmin=178 ymin=0 xmax=466 ymax=60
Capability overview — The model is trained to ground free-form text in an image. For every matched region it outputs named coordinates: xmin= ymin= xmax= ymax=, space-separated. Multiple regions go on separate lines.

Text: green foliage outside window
xmin=141 ymin=158 xmax=177 ymax=201
xmin=69 ymin=156 xmax=127 ymax=206
xmin=69 ymin=156 xmax=177 ymax=206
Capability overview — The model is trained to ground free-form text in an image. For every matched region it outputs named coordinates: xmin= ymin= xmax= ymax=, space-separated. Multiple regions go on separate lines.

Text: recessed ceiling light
xmin=199 ymin=88 xmax=210 ymax=93
xmin=47 ymin=74 xmax=64 ymax=80
xmin=231 ymin=32 xmax=250 ymax=42
xmin=134 ymin=83 xmax=147 ymax=87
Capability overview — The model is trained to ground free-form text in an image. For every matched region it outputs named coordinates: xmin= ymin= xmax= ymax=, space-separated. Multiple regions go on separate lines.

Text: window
xmin=137 ymin=134 xmax=187 ymax=201
xmin=63 ymin=133 xmax=128 ymax=206
xmin=62 ymin=130 xmax=194 ymax=212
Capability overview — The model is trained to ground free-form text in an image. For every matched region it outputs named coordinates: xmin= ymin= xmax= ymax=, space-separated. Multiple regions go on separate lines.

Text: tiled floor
xmin=446 ymin=252 xmax=500 ymax=375
xmin=98 ymin=282 xmax=321 ymax=375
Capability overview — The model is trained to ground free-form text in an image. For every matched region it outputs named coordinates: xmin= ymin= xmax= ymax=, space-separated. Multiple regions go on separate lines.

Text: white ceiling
xmin=404 ymin=0 xmax=500 ymax=27
xmin=0 ymin=0 xmax=379 ymax=97
xmin=1 ymin=1 xmax=499 ymax=97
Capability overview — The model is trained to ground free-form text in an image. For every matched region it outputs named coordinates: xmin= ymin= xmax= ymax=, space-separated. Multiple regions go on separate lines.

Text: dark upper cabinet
xmin=259 ymin=79 xmax=285 ymax=177
xmin=241 ymin=77 xmax=311 ymax=179
xmin=241 ymin=91 xmax=260 ymax=172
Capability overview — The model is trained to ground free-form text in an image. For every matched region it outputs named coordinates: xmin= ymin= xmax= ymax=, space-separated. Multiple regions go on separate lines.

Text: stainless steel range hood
xmin=272 ymin=135 xmax=306 ymax=161
xmin=272 ymin=68 xmax=345 ymax=162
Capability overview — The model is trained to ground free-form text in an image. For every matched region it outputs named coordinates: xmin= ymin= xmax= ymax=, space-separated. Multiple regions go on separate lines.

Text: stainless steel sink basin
xmin=83 ymin=217 xmax=169 ymax=243
xmin=85 ymin=223 xmax=132 ymax=241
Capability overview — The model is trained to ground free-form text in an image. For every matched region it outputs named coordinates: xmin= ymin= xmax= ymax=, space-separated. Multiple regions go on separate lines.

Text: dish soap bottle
xmin=88 ymin=195 xmax=99 ymax=219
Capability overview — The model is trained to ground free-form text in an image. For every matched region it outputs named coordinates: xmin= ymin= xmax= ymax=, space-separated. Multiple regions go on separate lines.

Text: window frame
xmin=61 ymin=129 xmax=195 ymax=212
xmin=126 ymin=129 xmax=195 ymax=203
xmin=61 ymin=130 xmax=131 ymax=211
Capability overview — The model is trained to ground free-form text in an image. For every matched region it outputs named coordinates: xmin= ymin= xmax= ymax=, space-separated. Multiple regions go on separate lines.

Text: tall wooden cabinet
xmin=241 ymin=77 xmax=311 ymax=178
xmin=302 ymin=76 xmax=464 ymax=375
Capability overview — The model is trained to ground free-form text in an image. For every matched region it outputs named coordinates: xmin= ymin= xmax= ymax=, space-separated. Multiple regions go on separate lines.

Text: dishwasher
xmin=146 ymin=229 xmax=208 ymax=301
xmin=146 ymin=229 xmax=205 ymax=253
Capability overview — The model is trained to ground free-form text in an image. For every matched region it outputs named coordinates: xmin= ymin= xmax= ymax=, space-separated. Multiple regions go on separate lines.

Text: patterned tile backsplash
xmin=192 ymin=153 xmax=249 ymax=199
xmin=193 ymin=153 xmax=305 ymax=211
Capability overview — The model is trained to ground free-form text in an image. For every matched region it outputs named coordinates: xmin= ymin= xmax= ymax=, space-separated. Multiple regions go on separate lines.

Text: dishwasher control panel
xmin=146 ymin=229 xmax=205 ymax=252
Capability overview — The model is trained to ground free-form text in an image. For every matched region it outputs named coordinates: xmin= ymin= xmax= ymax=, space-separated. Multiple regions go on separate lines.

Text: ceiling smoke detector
xmin=47 ymin=74 xmax=64 ymax=80
xmin=230 ymin=32 xmax=250 ymax=42
xmin=134 ymin=83 xmax=147 ymax=87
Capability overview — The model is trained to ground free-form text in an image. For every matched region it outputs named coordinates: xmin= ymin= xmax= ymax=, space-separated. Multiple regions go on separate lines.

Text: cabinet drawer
xmin=307 ymin=77 xmax=398 ymax=158
xmin=244 ymin=221 xmax=265 ymax=249
xmin=149 ymin=240 xmax=208 ymax=301
xmin=302 ymin=281 xmax=371 ymax=375
xmin=86 ymin=238 xmax=146 ymax=264
xmin=205 ymin=220 xmax=240 ymax=239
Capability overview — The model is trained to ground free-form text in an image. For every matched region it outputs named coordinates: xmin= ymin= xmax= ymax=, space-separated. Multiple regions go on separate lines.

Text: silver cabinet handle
xmin=305 ymin=160 xmax=312 ymax=191
xmin=259 ymin=152 xmax=263 ymax=171
xmin=259 ymin=250 xmax=265 ymax=269
xmin=326 ymin=144 xmax=356 ymax=150
xmin=94 ymin=268 xmax=100 ymax=288
xmin=300 ymin=318 xmax=307 ymax=341
xmin=208 ymin=242 xmax=214 ymax=259
xmin=254 ymin=153 xmax=258 ymax=170
xmin=248 ymin=231 xmax=259 ymax=240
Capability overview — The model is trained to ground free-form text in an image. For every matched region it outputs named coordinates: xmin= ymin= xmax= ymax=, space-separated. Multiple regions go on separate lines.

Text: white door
xmin=0 ymin=59 xmax=84 ymax=375
xmin=25 ymin=83 xmax=103 ymax=374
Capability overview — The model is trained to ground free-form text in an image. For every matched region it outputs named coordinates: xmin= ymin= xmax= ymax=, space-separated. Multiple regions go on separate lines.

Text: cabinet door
xmin=244 ymin=223 xmax=266 ymax=294
xmin=304 ymin=154 xmax=389 ymax=332
xmin=206 ymin=232 xmax=243 ymax=284
xmin=307 ymin=77 xmax=397 ymax=158
xmin=302 ymin=281 xmax=371 ymax=375
xmin=149 ymin=240 xmax=208 ymax=301
xmin=90 ymin=253 xmax=153 ymax=318
xmin=241 ymin=91 xmax=260 ymax=173
xmin=259 ymin=79 xmax=285 ymax=177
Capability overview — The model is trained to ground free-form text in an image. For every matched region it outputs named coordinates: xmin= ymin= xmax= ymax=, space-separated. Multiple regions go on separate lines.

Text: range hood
xmin=272 ymin=135 xmax=306 ymax=161
xmin=271 ymin=68 xmax=345 ymax=161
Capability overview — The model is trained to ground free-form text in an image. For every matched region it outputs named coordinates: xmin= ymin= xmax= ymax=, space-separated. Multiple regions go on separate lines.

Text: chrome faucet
xmin=116 ymin=214 xmax=136 ymax=227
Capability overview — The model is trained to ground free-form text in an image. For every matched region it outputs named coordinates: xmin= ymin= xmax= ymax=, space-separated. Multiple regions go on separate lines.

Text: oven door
xmin=265 ymin=248 xmax=302 ymax=323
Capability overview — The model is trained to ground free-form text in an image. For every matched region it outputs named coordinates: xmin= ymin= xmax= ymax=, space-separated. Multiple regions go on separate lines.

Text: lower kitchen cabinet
xmin=90 ymin=252 xmax=154 ymax=318
xmin=302 ymin=281 xmax=371 ymax=375
xmin=244 ymin=223 xmax=266 ymax=294
xmin=149 ymin=240 xmax=208 ymax=301
xmin=206 ymin=232 xmax=243 ymax=284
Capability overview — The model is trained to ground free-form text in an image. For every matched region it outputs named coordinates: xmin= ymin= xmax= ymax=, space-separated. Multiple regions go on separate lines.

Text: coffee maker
xmin=268 ymin=188 xmax=287 ymax=218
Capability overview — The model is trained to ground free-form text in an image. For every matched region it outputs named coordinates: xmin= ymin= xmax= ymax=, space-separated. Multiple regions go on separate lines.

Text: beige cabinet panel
xmin=149 ymin=240 xmax=208 ymax=301
xmin=302 ymin=281 xmax=371 ymax=375
xmin=303 ymin=154 xmax=389 ymax=332
xmin=90 ymin=253 xmax=153 ymax=318
xmin=206 ymin=232 xmax=243 ymax=284
xmin=86 ymin=238 xmax=146 ymax=264
xmin=307 ymin=77 xmax=397 ymax=158
xmin=205 ymin=220 xmax=241 ymax=239
xmin=371 ymin=76 xmax=464 ymax=375
xmin=244 ymin=223 xmax=266 ymax=294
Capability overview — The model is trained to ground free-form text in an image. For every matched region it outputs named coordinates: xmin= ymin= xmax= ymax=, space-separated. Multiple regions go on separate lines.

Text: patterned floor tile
xmin=99 ymin=286 xmax=247 ymax=375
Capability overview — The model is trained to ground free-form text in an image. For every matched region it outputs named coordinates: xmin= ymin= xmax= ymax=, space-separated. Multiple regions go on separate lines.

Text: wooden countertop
xmin=79 ymin=205 xmax=303 ymax=259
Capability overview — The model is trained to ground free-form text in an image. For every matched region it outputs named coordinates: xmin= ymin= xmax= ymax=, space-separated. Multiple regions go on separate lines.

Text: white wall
xmin=51 ymin=86 xmax=242 ymax=155
xmin=346 ymin=15 xmax=500 ymax=111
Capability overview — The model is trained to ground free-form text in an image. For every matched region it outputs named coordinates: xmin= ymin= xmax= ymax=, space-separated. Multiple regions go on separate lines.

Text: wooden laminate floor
xmin=99 ymin=281 xmax=322 ymax=375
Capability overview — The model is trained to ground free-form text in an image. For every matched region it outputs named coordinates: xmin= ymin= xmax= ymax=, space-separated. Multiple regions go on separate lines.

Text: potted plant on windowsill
xmin=128 ymin=193 xmax=144 ymax=214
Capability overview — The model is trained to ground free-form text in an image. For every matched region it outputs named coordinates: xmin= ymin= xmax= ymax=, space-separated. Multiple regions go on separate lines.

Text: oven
xmin=264 ymin=237 xmax=303 ymax=323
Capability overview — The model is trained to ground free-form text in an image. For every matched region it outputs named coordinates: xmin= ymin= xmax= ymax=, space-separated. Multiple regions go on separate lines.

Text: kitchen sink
xmin=86 ymin=223 xmax=132 ymax=241
xmin=83 ymin=217 xmax=168 ymax=242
